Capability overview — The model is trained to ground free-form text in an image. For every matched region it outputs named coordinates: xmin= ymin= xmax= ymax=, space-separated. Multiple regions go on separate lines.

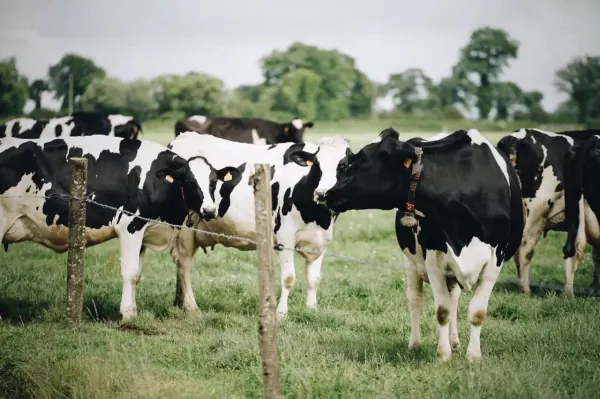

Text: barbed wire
xmin=0 ymin=192 xmax=598 ymax=296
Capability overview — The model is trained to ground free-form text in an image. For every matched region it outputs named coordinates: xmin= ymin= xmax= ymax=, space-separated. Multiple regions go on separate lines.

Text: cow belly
xmin=3 ymin=215 xmax=117 ymax=252
xmin=294 ymin=225 xmax=332 ymax=262
xmin=141 ymin=224 xmax=178 ymax=252
xmin=584 ymin=200 xmax=600 ymax=247
xmin=195 ymin=218 xmax=257 ymax=251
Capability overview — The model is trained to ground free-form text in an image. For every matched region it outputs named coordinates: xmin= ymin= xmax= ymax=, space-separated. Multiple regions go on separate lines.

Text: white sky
xmin=1 ymin=0 xmax=599 ymax=113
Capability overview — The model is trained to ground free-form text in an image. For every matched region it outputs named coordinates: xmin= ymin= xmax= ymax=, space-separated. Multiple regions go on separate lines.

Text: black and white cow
xmin=0 ymin=135 xmax=237 ymax=320
xmin=323 ymin=128 xmax=524 ymax=361
xmin=173 ymin=115 xmax=314 ymax=145
xmin=166 ymin=132 xmax=350 ymax=318
xmin=562 ymin=134 xmax=600 ymax=294
xmin=0 ymin=112 xmax=143 ymax=140
xmin=497 ymin=128 xmax=600 ymax=295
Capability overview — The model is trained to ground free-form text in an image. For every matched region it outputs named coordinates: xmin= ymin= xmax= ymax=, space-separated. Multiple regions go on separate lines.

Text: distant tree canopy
xmin=2 ymin=26 xmax=599 ymax=126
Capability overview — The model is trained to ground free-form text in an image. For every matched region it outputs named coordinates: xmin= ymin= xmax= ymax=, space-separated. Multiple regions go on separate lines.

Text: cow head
xmin=497 ymin=135 xmax=519 ymax=166
xmin=279 ymin=118 xmax=314 ymax=144
xmin=325 ymin=128 xmax=418 ymax=213
xmin=312 ymin=136 xmax=352 ymax=205
xmin=156 ymin=155 xmax=242 ymax=221
xmin=109 ymin=115 xmax=143 ymax=140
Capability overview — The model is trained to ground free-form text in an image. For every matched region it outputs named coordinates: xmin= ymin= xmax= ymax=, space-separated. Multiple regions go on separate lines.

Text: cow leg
xmin=276 ymin=247 xmax=296 ymax=320
xmin=119 ymin=228 xmax=146 ymax=321
xmin=449 ymin=281 xmax=462 ymax=352
xmin=565 ymin=200 xmax=587 ymax=297
xmin=425 ymin=254 xmax=453 ymax=361
xmin=592 ymin=246 xmax=600 ymax=292
xmin=405 ymin=256 xmax=424 ymax=350
xmin=515 ymin=215 xmax=546 ymax=295
xmin=305 ymin=250 xmax=325 ymax=310
xmin=172 ymin=230 xmax=200 ymax=312
xmin=466 ymin=259 xmax=502 ymax=362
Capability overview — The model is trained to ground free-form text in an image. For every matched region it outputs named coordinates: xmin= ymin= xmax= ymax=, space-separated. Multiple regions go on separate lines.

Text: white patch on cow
xmin=127 ymin=139 xmax=169 ymax=189
xmin=468 ymin=129 xmax=510 ymax=186
xmin=301 ymin=142 xmax=320 ymax=155
xmin=291 ymin=119 xmax=303 ymax=130
xmin=370 ymin=136 xmax=383 ymax=143
xmin=41 ymin=116 xmax=75 ymax=138
xmin=314 ymin=136 xmax=351 ymax=197
xmin=70 ymin=136 xmax=122 ymax=161
xmin=424 ymin=133 xmax=449 ymax=142
xmin=108 ymin=114 xmax=133 ymax=127
xmin=189 ymin=115 xmax=207 ymax=125
xmin=317 ymin=136 xmax=350 ymax=148
xmin=511 ymin=129 xmax=527 ymax=139
xmin=512 ymin=128 xmax=574 ymax=146
xmin=5 ymin=118 xmax=38 ymax=136
xmin=251 ymin=129 xmax=266 ymax=145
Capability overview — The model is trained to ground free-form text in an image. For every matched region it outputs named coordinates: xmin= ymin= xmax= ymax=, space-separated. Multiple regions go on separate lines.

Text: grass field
xmin=1 ymin=128 xmax=600 ymax=398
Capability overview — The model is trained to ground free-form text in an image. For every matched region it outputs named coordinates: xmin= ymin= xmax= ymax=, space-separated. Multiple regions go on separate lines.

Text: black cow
xmin=0 ymin=112 xmax=143 ymax=140
xmin=497 ymin=128 xmax=600 ymax=295
xmin=0 ymin=135 xmax=241 ymax=320
xmin=562 ymin=134 xmax=600 ymax=294
xmin=324 ymin=128 xmax=524 ymax=362
xmin=173 ymin=115 xmax=314 ymax=144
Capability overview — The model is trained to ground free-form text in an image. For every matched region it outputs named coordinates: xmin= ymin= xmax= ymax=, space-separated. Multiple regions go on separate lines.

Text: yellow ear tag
xmin=404 ymin=158 xmax=412 ymax=168
xmin=306 ymin=160 xmax=313 ymax=166
xmin=284 ymin=127 xmax=289 ymax=134
xmin=165 ymin=175 xmax=174 ymax=183
xmin=223 ymin=171 xmax=232 ymax=182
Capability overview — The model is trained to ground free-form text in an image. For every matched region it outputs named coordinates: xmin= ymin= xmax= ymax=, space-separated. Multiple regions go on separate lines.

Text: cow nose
xmin=314 ymin=190 xmax=327 ymax=204
xmin=200 ymin=204 xmax=217 ymax=221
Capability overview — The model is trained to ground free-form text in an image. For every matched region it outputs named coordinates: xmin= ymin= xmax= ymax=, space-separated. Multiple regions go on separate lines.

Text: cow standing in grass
xmin=497 ymin=128 xmax=600 ymax=295
xmin=0 ymin=135 xmax=237 ymax=320
xmin=562 ymin=135 xmax=600 ymax=293
xmin=0 ymin=112 xmax=143 ymax=140
xmin=167 ymin=132 xmax=349 ymax=318
xmin=174 ymin=115 xmax=314 ymax=145
xmin=324 ymin=128 xmax=524 ymax=361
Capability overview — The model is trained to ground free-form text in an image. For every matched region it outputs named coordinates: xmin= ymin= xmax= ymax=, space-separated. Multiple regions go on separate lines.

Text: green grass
xmin=2 ymin=130 xmax=600 ymax=398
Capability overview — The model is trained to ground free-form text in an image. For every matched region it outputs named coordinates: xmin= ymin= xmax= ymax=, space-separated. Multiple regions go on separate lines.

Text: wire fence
xmin=1 ymin=192 xmax=598 ymax=297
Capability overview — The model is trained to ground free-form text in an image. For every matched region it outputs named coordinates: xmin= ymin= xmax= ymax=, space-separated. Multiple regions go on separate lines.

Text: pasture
xmin=1 ymin=127 xmax=600 ymax=398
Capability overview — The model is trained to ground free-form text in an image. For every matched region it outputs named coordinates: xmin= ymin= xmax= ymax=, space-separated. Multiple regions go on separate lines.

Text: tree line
xmin=1 ymin=26 xmax=599 ymax=126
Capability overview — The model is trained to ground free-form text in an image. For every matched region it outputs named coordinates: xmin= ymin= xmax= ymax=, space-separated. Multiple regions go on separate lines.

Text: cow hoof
xmin=408 ymin=340 xmax=421 ymax=350
xmin=466 ymin=351 xmax=482 ymax=362
xmin=437 ymin=350 xmax=452 ymax=362
xmin=120 ymin=310 xmax=137 ymax=321
xmin=181 ymin=303 xmax=199 ymax=313
xmin=563 ymin=287 xmax=574 ymax=297
xmin=519 ymin=288 xmax=531 ymax=296
xmin=451 ymin=340 xmax=461 ymax=352
xmin=276 ymin=310 xmax=288 ymax=321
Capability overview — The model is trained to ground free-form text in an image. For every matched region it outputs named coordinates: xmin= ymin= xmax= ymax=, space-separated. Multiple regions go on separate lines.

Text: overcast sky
xmin=1 ymin=0 xmax=599 ymax=113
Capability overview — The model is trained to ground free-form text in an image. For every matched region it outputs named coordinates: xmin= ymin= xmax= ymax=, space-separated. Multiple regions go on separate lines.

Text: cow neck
xmin=178 ymin=185 xmax=194 ymax=228
xmin=399 ymin=146 xmax=423 ymax=229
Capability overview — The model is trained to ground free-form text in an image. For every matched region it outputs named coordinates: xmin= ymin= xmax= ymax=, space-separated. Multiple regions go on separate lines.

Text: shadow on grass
xmin=329 ymin=335 xmax=434 ymax=365
xmin=0 ymin=298 xmax=51 ymax=324
xmin=494 ymin=278 xmax=600 ymax=299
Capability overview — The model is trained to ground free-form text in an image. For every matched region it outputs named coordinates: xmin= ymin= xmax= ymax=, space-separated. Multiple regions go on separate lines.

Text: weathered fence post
xmin=66 ymin=157 xmax=88 ymax=328
xmin=251 ymin=164 xmax=283 ymax=399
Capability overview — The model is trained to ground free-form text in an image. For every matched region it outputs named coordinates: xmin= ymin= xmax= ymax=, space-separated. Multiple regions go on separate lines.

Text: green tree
xmin=493 ymin=82 xmax=522 ymax=120
xmin=454 ymin=27 xmax=519 ymax=119
xmin=48 ymin=54 xmax=106 ymax=111
xmin=28 ymin=79 xmax=49 ymax=111
xmin=272 ymin=68 xmax=322 ymax=120
xmin=80 ymin=76 xmax=127 ymax=114
xmin=0 ymin=57 xmax=28 ymax=117
xmin=153 ymin=72 xmax=225 ymax=117
xmin=260 ymin=42 xmax=374 ymax=120
xmin=555 ymin=55 xmax=600 ymax=123
xmin=384 ymin=68 xmax=433 ymax=114
xmin=521 ymin=90 xmax=549 ymax=122
xmin=125 ymin=79 xmax=159 ymax=120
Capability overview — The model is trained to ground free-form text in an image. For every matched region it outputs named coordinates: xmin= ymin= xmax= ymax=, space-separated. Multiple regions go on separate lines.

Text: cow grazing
xmin=173 ymin=115 xmax=314 ymax=145
xmin=0 ymin=135 xmax=238 ymax=320
xmin=562 ymin=135 xmax=600 ymax=294
xmin=166 ymin=132 xmax=350 ymax=318
xmin=324 ymin=128 xmax=524 ymax=361
xmin=497 ymin=128 xmax=600 ymax=295
xmin=0 ymin=112 xmax=143 ymax=140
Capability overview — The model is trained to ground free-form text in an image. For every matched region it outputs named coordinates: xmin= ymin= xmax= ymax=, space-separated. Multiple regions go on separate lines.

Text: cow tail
xmin=562 ymin=137 xmax=596 ymax=258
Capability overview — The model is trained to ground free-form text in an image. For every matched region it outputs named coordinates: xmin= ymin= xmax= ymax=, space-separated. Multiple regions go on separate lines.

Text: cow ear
xmin=305 ymin=121 xmax=314 ymax=129
xmin=345 ymin=147 xmax=354 ymax=158
xmin=379 ymin=135 xmax=417 ymax=167
xmin=156 ymin=157 xmax=188 ymax=183
xmin=289 ymin=150 xmax=316 ymax=167
xmin=216 ymin=165 xmax=243 ymax=183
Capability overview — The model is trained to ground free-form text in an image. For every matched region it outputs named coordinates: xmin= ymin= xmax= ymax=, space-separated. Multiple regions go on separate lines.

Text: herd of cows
xmin=1 ymin=111 xmax=599 ymax=362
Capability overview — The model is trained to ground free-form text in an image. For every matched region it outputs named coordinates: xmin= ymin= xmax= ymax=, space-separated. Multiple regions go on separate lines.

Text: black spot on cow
xmin=290 ymin=161 xmax=333 ymax=230
xmin=0 ymin=124 xmax=5 ymax=138
xmin=55 ymin=125 xmax=63 ymax=136
xmin=216 ymin=163 xmax=246 ymax=218
xmin=282 ymin=188 xmax=293 ymax=215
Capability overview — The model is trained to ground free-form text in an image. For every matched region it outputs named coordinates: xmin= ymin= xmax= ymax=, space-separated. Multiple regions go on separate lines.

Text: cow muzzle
xmin=200 ymin=204 xmax=218 ymax=221
xmin=313 ymin=189 xmax=327 ymax=205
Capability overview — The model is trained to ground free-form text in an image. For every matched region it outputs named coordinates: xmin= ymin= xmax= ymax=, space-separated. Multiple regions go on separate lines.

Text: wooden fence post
xmin=66 ymin=157 xmax=88 ymax=328
xmin=251 ymin=164 xmax=283 ymax=399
